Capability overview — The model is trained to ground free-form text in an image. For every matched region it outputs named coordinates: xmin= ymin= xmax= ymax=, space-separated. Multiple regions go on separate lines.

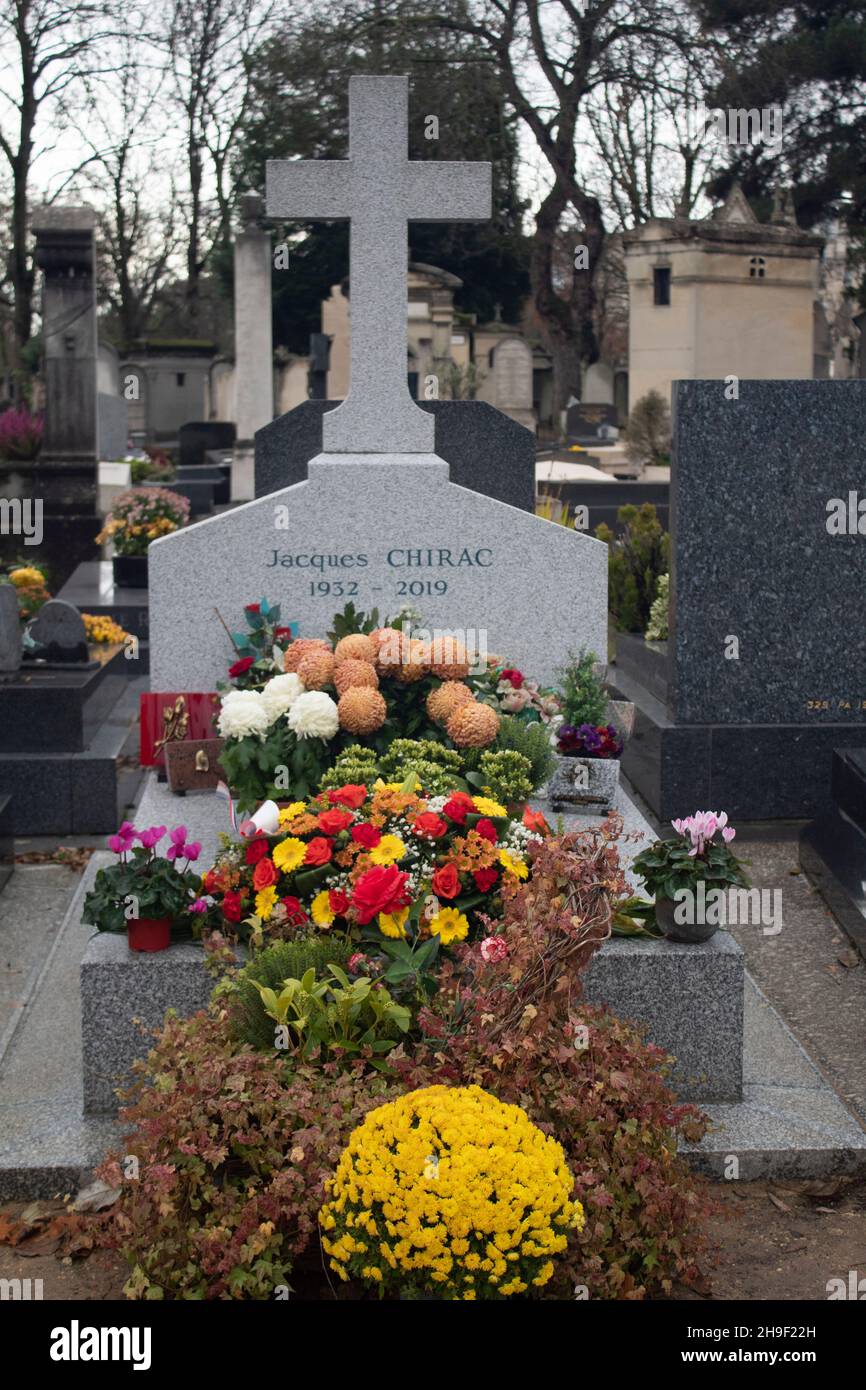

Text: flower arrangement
xmin=82 ymin=822 xmax=203 ymax=933
xmin=491 ymin=664 xmax=562 ymax=725
xmin=82 ymin=613 xmax=129 ymax=645
xmin=0 ymin=405 xmax=43 ymax=461
xmin=5 ymin=564 xmax=51 ymax=621
xmin=556 ymin=722 xmax=623 ymax=759
xmin=318 ymin=1085 xmax=582 ymax=1299
xmin=199 ymin=780 xmax=545 ymax=951
xmin=96 ymin=486 xmax=190 ymax=556
xmin=633 ymin=810 xmax=745 ymax=897
xmin=220 ymin=597 xmax=296 ymax=689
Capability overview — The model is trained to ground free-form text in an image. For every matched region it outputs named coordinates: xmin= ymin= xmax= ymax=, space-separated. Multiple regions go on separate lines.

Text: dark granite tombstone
xmin=801 ymin=748 xmax=866 ymax=959
xmin=26 ymin=598 xmax=89 ymax=663
xmin=613 ymin=380 xmax=866 ymax=821
xmin=308 ymin=333 xmax=331 ymax=399
xmin=254 ymin=399 xmax=535 ymax=511
xmin=178 ymin=421 xmax=236 ymax=468
xmin=0 ymin=584 xmax=21 ymax=672
xmin=566 ymin=402 xmax=619 ymax=444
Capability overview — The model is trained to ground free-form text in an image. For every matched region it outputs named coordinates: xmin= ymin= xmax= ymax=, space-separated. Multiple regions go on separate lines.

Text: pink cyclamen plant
xmin=671 ymin=811 xmax=736 ymax=857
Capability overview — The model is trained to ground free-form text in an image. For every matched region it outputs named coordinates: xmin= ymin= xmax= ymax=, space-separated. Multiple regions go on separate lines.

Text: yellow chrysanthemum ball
xmin=283 ymin=637 xmax=331 ymax=673
xmin=333 ymin=658 xmax=379 ymax=696
xmin=296 ymin=649 xmax=336 ymax=690
xmin=319 ymin=1085 xmax=582 ymax=1300
xmin=337 ymin=686 xmax=387 ymax=734
xmin=426 ymin=680 xmax=474 ymax=725
xmin=334 ymin=633 xmax=377 ymax=666
xmin=446 ymin=700 xmax=500 ymax=748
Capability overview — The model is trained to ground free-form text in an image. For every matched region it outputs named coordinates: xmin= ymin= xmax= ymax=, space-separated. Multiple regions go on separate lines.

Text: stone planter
xmin=547 ymin=754 xmax=620 ymax=812
xmin=654 ymin=895 xmax=719 ymax=944
xmin=112 ymin=553 xmax=148 ymax=589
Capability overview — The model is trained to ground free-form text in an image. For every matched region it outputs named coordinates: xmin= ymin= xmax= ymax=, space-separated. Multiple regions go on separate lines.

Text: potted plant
xmin=82 ymin=822 xmax=202 ymax=951
xmin=96 ymin=486 xmax=190 ymax=588
xmin=547 ymin=649 xmax=624 ymax=812
xmin=632 ymin=811 xmax=749 ymax=943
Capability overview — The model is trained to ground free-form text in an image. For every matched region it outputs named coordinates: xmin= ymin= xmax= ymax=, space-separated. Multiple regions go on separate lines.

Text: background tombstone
xmin=26 ymin=598 xmax=89 ymax=664
xmin=231 ymin=190 xmax=273 ymax=502
xmin=566 ymin=401 xmax=619 ymax=445
xmin=254 ymin=398 xmax=536 ymax=511
xmin=491 ymin=336 xmax=535 ymax=431
xmin=0 ymin=207 xmax=102 ymax=583
xmin=0 ymin=585 xmax=22 ymax=672
xmin=614 ymin=378 xmax=866 ymax=820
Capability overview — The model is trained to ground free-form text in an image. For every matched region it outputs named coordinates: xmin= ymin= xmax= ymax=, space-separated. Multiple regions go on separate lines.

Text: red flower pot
xmin=127 ymin=917 xmax=171 ymax=952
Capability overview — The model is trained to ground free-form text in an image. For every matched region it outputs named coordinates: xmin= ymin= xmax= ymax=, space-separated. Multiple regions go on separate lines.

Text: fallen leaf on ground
xmin=768 ymin=1193 xmax=792 ymax=1213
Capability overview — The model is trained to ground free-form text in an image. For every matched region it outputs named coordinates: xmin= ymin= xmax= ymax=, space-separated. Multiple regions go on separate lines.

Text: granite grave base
xmin=611 ymin=664 xmax=866 ymax=822
xmin=799 ymin=747 xmax=866 ymax=961
xmin=0 ymin=793 xmax=13 ymax=891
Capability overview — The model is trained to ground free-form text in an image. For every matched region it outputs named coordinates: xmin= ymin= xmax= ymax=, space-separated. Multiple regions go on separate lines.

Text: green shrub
xmin=645 ymin=571 xmax=670 ymax=641
xmin=228 ymin=935 xmax=353 ymax=1050
xmin=596 ymin=503 xmax=670 ymax=633
xmin=624 ymin=389 xmax=671 ymax=465
xmin=478 ymin=714 xmax=556 ymax=791
xmin=476 ymin=748 xmax=533 ymax=804
xmin=319 ymin=745 xmax=379 ymax=790
xmin=557 ymin=647 xmax=609 ymax=726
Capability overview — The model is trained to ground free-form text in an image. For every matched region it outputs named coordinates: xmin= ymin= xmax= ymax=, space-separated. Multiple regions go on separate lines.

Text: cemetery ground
xmin=1 ymin=817 xmax=864 ymax=1302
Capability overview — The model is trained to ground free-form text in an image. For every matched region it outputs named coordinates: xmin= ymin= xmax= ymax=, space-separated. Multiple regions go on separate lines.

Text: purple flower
xmin=137 ymin=824 xmax=167 ymax=849
xmin=184 ymin=841 xmax=202 ymax=862
xmin=108 ymin=821 xmax=138 ymax=854
xmin=189 ymin=898 xmax=208 ymax=914
xmin=165 ymin=825 xmax=188 ymax=860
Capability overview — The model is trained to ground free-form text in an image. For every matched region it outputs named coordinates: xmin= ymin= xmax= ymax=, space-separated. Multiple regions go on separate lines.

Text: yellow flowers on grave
xmin=319 ymin=1085 xmax=582 ymax=1300
xmin=82 ymin=613 xmax=129 ymax=645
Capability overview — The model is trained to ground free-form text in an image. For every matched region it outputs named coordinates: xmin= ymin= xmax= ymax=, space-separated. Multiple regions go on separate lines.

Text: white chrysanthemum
xmin=260 ymin=672 xmax=304 ymax=724
xmin=217 ymin=689 xmax=269 ymax=740
xmin=287 ymin=689 xmax=340 ymax=740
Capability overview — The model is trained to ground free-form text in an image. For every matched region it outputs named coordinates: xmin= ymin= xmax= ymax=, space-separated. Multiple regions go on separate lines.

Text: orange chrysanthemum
xmin=429 ymin=635 xmax=471 ymax=680
xmin=446 ymin=700 xmax=500 ymax=748
xmin=426 ymin=680 xmax=474 ymax=724
xmin=333 ymin=659 xmax=379 ymax=696
xmin=337 ymin=686 xmax=387 ymax=733
xmin=297 ymin=649 xmax=336 ymax=689
xmin=283 ymin=637 xmax=332 ymax=673
xmin=334 ymin=633 xmax=377 ymax=665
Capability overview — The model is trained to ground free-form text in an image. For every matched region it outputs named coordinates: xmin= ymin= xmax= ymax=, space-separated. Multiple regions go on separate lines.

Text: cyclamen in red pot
xmin=82 ymin=822 xmax=202 ymax=952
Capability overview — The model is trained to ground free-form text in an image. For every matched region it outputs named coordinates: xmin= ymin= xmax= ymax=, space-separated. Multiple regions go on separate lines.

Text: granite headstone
xmin=0 ymin=584 xmax=21 ymax=672
xmin=255 ymin=399 xmax=536 ymax=511
xmin=566 ymin=402 xmax=618 ymax=444
xmin=26 ymin=599 xmax=89 ymax=663
xmin=179 ymin=421 xmax=236 ymax=469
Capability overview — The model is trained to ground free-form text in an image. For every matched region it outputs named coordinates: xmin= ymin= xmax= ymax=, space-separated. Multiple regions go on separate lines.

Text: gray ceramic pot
xmin=654 ymin=895 xmax=719 ymax=944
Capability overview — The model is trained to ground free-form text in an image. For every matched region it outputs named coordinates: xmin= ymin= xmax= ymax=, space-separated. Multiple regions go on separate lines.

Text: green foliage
xmin=596 ymin=503 xmax=670 ymax=633
xmin=222 ymin=596 xmax=294 ymax=689
xmin=380 ymin=739 xmax=463 ymax=792
xmin=218 ymin=719 xmax=337 ymax=813
xmin=645 ymin=572 xmax=670 ymax=642
xmin=476 ymin=749 xmax=533 ymax=804
xmin=481 ymin=715 xmax=556 ymax=792
xmin=557 ymin=647 xmax=609 ymax=726
xmin=250 ymin=964 xmax=411 ymax=1066
xmin=326 ymin=601 xmax=380 ymax=643
xmin=97 ymin=1010 xmax=400 ymax=1299
xmin=318 ymin=744 xmax=379 ymax=791
xmin=228 ymin=935 xmax=354 ymax=1050
xmin=82 ymin=848 xmax=195 ymax=932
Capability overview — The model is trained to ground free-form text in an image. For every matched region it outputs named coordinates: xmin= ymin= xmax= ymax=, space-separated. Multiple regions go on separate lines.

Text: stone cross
xmin=266 ymin=75 xmax=491 ymax=454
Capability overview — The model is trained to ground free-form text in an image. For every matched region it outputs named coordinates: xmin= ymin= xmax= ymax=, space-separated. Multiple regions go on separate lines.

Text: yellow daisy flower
xmin=272 ymin=837 xmax=307 ymax=872
xmin=378 ymin=907 xmax=409 ymax=939
xmin=473 ymin=796 xmax=508 ymax=818
xmin=311 ymin=889 xmax=335 ymax=926
xmin=278 ymin=802 xmax=308 ymax=825
xmin=255 ymin=885 xmax=277 ymax=921
xmin=373 ymin=779 xmax=403 ymax=792
xmin=369 ymin=834 xmax=406 ymax=865
xmin=429 ymin=906 xmax=469 ymax=945
xmin=498 ymin=848 xmax=528 ymax=879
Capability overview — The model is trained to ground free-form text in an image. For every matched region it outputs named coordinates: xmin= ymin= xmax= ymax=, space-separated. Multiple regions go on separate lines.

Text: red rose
xmin=222 ymin=890 xmax=243 ymax=923
xmin=203 ymin=869 xmax=223 ymax=894
xmin=413 ymin=811 xmax=448 ymax=840
xmin=500 ymin=668 xmax=524 ymax=689
xmin=328 ymin=888 xmax=350 ymax=916
xmin=244 ymin=603 xmax=261 ymax=614
xmin=329 ymin=784 xmax=368 ymax=810
xmin=443 ymin=792 xmax=475 ymax=825
xmin=351 ymin=864 xmax=410 ymax=925
xmin=252 ymin=857 xmax=279 ymax=890
xmin=318 ymin=808 xmax=353 ymax=836
xmin=431 ymin=863 xmax=460 ymax=899
xmin=351 ymin=823 xmax=381 ymax=849
xmin=274 ymin=626 xmax=293 ymax=639
xmin=475 ymin=818 xmax=499 ymax=844
xmin=304 ymin=836 xmax=333 ymax=866
xmin=473 ymin=867 xmax=499 ymax=892
xmin=229 ymin=655 xmax=255 ymax=678
xmin=245 ymin=836 xmax=269 ymax=865
xmin=281 ymin=895 xmax=308 ymax=926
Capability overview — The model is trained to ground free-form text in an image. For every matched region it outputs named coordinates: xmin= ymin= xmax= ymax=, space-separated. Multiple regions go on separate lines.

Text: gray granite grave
xmin=26 ymin=598 xmax=89 ymax=663
xmin=255 ymin=399 xmax=536 ymax=511
xmin=614 ymin=379 xmax=866 ymax=820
